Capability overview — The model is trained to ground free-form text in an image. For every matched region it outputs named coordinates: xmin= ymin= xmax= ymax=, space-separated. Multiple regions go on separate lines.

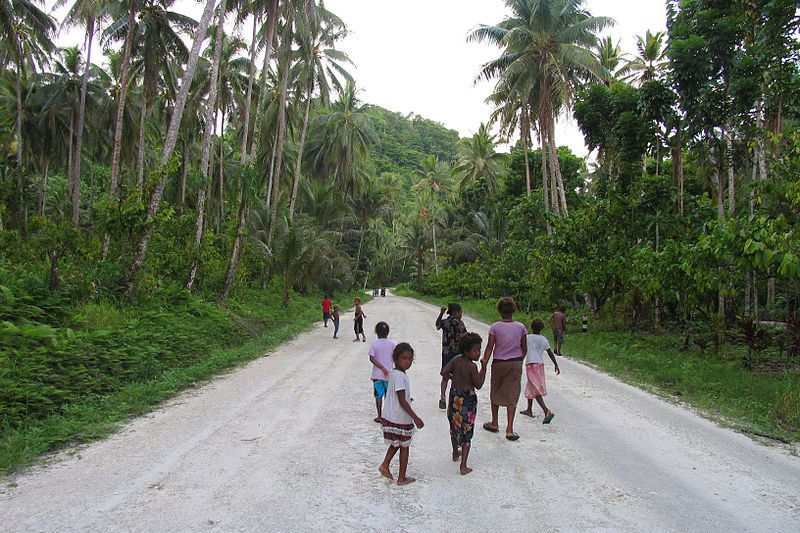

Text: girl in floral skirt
xmin=441 ymin=332 xmax=486 ymax=475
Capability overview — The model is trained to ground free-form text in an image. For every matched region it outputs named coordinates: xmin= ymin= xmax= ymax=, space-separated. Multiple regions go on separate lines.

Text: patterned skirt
xmin=448 ymin=388 xmax=478 ymax=445
xmin=382 ymin=419 xmax=415 ymax=447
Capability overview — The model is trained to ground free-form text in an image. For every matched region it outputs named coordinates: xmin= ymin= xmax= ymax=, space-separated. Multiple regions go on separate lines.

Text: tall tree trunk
xmin=432 ymin=222 xmax=439 ymax=274
xmin=71 ymin=16 xmax=94 ymax=227
xmin=39 ymin=158 xmax=49 ymax=216
xmin=136 ymin=99 xmax=147 ymax=186
xmin=266 ymin=126 xmax=279 ymax=206
xmin=14 ymin=45 xmax=23 ymax=171
xmin=124 ymin=0 xmax=217 ymax=295
xmin=549 ymin=116 xmax=568 ymax=217
xmin=671 ymin=130 xmax=684 ymax=215
xmin=355 ymin=226 xmax=366 ymax=272
xmin=179 ymin=148 xmax=188 ymax=206
xmin=288 ymin=91 xmax=312 ymax=219
xmin=240 ymin=14 xmax=259 ymax=164
xmin=249 ymin=0 xmax=280 ymax=160
xmin=520 ymin=109 xmax=531 ymax=196
xmin=67 ymin=108 xmax=75 ymax=201
xmin=417 ymin=249 xmax=424 ymax=289
xmin=267 ymin=14 xmax=293 ymax=247
xmin=540 ymin=125 xmax=551 ymax=233
xmin=544 ymin=123 xmax=560 ymax=217
xmin=217 ymin=109 xmax=226 ymax=234
xmin=220 ymin=186 xmax=247 ymax=300
xmin=726 ymin=127 xmax=735 ymax=214
xmin=186 ymin=0 xmax=226 ymax=291
xmin=108 ymin=0 xmax=137 ymax=201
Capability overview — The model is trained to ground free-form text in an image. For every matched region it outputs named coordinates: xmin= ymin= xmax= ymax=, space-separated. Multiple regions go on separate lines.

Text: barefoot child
xmin=435 ymin=303 xmax=466 ymax=409
xmin=321 ymin=295 xmax=332 ymax=327
xmin=481 ymin=297 xmax=527 ymax=441
xmin=332 ymin=305 xmax=340 ymax=338
xmin=353 ymin=297 xmax=367 ymax=342
xmin=552 ymin=305 xmax=567 ymax=356
xmin=379 ymin=343 xmax=424 ymax=485
xmin=520 ymin=318 xmax=559 ymax=423
xmin=369 ymin=322 xmax=396 ymax=423
xmin=441 ymin=332 xmax=486 ymax=475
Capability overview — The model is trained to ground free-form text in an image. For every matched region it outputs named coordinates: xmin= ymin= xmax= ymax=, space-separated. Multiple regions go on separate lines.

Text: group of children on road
xmin=349 ymin=292 xmax=565 ymax=484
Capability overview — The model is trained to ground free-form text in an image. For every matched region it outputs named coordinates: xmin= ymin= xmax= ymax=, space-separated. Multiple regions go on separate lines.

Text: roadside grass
xmin=0 ymin=289 xmax=363 ymax=476
xmin=393 ymin=287 xmax=800 ymax=444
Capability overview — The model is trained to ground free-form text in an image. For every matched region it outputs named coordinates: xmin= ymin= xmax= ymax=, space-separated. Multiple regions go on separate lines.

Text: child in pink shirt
xmin=368 ymin=322 xmax=396 ymax=423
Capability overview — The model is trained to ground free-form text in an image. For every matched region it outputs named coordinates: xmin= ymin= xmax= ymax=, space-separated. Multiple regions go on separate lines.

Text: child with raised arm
xmin=520 ymin=318 xmax=560 ymax=423
xmin=441 ymin=332 xmax=486 ymax=475
xmin=379 ymin=343 xmax=424 ymax=485
xmin=353 ymin=297 xmax=367 ymax=342
xmin=481 ymin=297 xmax=528 ymax=441
xmin=369 ymin=322 xmax=396 ymax=423
xmin=435 ymin=303 xmax=466 ymax=409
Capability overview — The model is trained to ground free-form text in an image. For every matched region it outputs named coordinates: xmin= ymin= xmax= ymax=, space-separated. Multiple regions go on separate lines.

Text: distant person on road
xmin=379 ymin=343 xmax=424 ymax=485
xmin=321 ymin=295 xmax=332 ymax=327
xmin=552 ymin=305 xmax=567 ymax=356
xmin=353 ymin=297 xmax=367 ymax=342
xmin=481 ymin=297 xmax=528 ymax=441
xmin=435 ymin=303 xmax=467 ymax=409
xmin=331 ymin=305 xmax=340 ymax=339
xmin=441 ymin=332 xmax=486 ymax=475
xmin=520 ymin=318 xmax=559 ymax=423
xmin=369 ymin=322 xmax=397 ymax=423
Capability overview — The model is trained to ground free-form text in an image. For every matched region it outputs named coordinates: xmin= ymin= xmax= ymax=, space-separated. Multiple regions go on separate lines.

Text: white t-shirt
xmin=368 ymin=338 xmax=397 ymax=380
xmin=382 ymin=369 xmax=413 ymax=425
xmin=526 ymin=334 xmax=550 ymax=364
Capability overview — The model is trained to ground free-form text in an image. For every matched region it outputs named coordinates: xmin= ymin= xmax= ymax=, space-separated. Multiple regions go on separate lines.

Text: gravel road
xmin=2 ymin=295 xmax=799 ymax=532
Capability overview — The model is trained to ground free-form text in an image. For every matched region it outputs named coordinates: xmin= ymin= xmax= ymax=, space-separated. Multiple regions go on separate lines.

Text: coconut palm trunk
xmin=108 ymin=0 xmax=137 ymax=201
xmin=520 ymin=109 xmax=531 ymax=196
xmin=548 ymin=115 xmax=568 ymax=216
xmin=288 ymin=90 xmax=312 ymax=219
xmin=240 ymin=14 xmax=259 ymax=164
xmin=135 ymin=100 xmax=147 ymax=186
xmin=71 ymin=15 xmax=94 ymax=227
xmin=186 ymin=0 xmax=227 ymax=291
xmin=220 ymin=186 xmax=247 ymax=300
xmin=267 ymin=11 xmax=293 ymax=247
xmin=249 ymin=0 xmax=280 ymax=160
xmin=124 ymin=0 xmax=217 ymax=295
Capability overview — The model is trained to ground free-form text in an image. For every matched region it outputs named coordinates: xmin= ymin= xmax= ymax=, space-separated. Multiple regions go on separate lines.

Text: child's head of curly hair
xmin=530 ymin=318 xmax=545 ymax=334
xmin=496 ymin=296 xmax=517 ymax=316
xmin=375 ymin=321 xmax=389 ymax=338
xmin=392 ymin=342 xmax=414 ymax=362
xmin=458 ymin=332 xmax=483 ymax=355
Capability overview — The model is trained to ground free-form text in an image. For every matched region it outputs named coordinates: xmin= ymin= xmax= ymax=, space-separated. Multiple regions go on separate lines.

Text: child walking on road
xmin=552 ymin=305 xmax=567 ymax=356
xmin=369 ymin=322 xmax=396 ymax=423
xmin=332 ymin=305 xmax=340 ymax=339
xmin=441 ymin=332 xmax=486 ymax=475
xmin=482 ymin=297 xmax=528 ymax=441
xmin=520 ymin=318 xmax=559 ymax=423
xmin=353 ymin=297 xmax=367 ymax=342
xmin=321 ymin=295 xmax=332 ymax=327
xmin=436 ymin=304 xmax=467 ymax=409
xmin=379 ymin=343 xmax=424 ymax=485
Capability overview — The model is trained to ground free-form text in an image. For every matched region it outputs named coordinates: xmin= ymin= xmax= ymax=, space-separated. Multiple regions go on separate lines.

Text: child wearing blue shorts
xmin=369 ymin=322 xmax=396 ymax=423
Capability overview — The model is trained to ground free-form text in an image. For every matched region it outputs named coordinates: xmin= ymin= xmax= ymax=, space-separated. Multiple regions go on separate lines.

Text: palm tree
xmin=626 ymin=30 xmax=668 ymax=84
xmin=594 ymin=36 xmax=630 ymax=85
xmin=351 ymin=173 xmax=393 ymax=273
xmin=304 ymin=81 xmax=377 ymax=192
xmin=453 ymin=123 xmax=503 ymax=194
xmin=413 ymin=154 xmax=452 ymax=274
xmin=287 ymin=2 xmax=352 ymax=219
xmin=471 ymin=0 xmax=612 ymax=217
xmin=403 ymin=217 xmax=431 ymax=289
xmin=0 ymin=0 xmax=55 ymax=194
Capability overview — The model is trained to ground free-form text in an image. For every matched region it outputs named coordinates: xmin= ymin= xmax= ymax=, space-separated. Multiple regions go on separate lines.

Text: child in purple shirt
xmin=481 ymin=297 xmax=527 ymax=441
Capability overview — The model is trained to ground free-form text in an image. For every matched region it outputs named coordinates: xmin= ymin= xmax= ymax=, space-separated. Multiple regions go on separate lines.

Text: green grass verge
xmin=1 ymin=289 xmax=365 ymax=476
xmin=393 ymin=286 xmax=800 ymax=444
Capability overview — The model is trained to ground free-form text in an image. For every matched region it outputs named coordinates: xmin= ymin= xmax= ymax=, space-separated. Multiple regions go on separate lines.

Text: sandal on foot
xmin=482 ymin=422 xmax=499 ymax=433
xmin=506 ymin=433 xmax=520 ymax=441
xmin=543 ymin=412 xmax=555 ymax=424
xmin=519 ymin=410 xmax=534 ymax=418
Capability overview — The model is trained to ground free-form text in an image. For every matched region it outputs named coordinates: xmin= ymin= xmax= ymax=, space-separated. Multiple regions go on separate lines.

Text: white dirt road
xmin=2 ymin=295 xmax=799 ymax=532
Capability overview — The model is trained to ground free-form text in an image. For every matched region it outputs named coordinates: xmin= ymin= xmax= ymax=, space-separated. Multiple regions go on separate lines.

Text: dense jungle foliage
xmin=1 ymin=0 xmax=799 ymax=465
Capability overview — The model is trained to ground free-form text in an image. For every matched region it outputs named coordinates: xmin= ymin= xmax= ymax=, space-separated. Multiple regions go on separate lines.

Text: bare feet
xmin=378 ymin=465 xmax=394 ymax=480
xmin=452 ymin=450 xmax=461 ymax=462
xmin=460 ymin=466 xmax=473 ymax=476
xmin=519 ymin=409 xmax=534 ymax=418
xmin=373 ymin=417 xmax=382 ymax=424
xmin=396 ymin=477 xmax=416 ymax=485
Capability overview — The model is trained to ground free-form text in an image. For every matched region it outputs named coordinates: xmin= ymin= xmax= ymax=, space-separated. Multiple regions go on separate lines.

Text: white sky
xmin=53 ymin=0 xmax=667 ymax=157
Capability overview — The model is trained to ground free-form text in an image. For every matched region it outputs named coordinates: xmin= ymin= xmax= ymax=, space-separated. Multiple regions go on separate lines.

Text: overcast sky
xmin=54 ymin=0 xmax=668 ymax=157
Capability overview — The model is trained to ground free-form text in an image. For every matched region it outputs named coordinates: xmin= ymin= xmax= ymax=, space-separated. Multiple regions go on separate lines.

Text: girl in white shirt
xmin=379 ymin=343 xmax=425 ymax=485
xmin=520 ymin=318 xmax=560 ymax=423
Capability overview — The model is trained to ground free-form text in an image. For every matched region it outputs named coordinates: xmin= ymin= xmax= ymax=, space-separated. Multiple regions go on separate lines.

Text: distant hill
xmin=369 ymin=106 xmax=461 ymax=175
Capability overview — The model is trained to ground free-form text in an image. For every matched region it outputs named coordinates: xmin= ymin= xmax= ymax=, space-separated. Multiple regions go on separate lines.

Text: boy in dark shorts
xmin=552 ymin=305 xmax=567 ymax=356
xmin=435 ymin=303 xmax=466 ymax=409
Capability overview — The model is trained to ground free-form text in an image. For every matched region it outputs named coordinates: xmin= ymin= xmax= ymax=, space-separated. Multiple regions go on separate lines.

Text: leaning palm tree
xmin=626 ymin=30 xmax=668 ymax=84
xmin=453 ymin=123 xmax=504 ymax=194
xmin=471 ymin=0 xmax=613 ymax=217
